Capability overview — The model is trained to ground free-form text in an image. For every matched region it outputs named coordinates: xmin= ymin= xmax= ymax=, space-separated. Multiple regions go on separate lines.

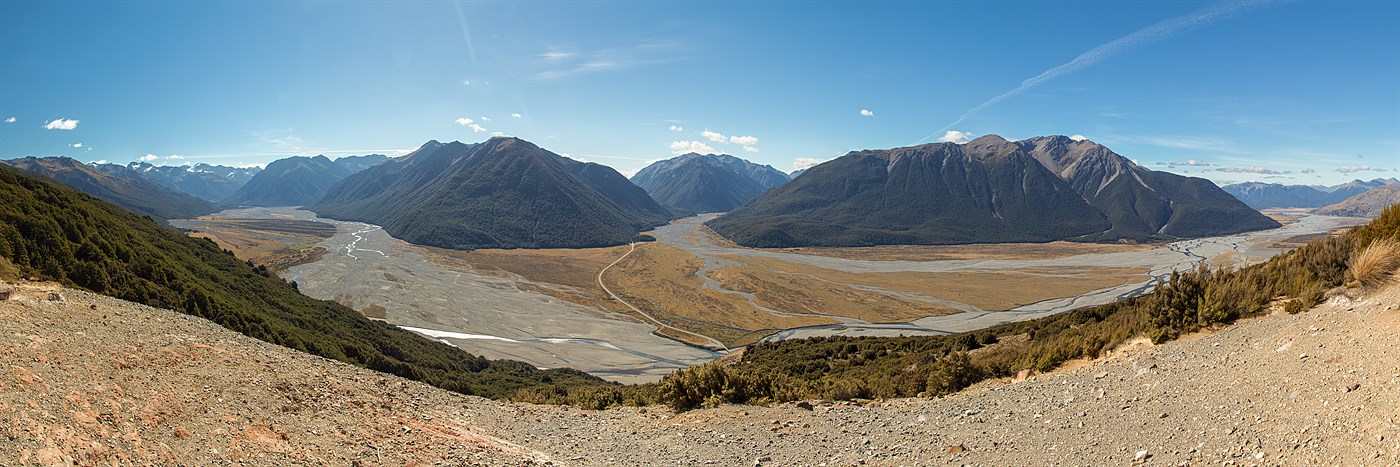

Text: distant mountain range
xmin=630 ymin=153 xmax=790 ymax=213
xmin=1313 ymin=184 xmax=1400 ymax=217
xmin=708 ymin=135 xmax=1280 ymax=247
xmin=1221 ymin=178 xmax=1398 ymax=209
xmin=93 ymin=162 xmax=260 ymax=202
xmin=311 ymin=137 xmax=674 ymax=250
xmin=223 ymin=154 xmax=388 ymax=207
xmin=3 ymin=156 xmax=218 ymax=220
xmin=0 ymin=162 xmax=601 ymax=399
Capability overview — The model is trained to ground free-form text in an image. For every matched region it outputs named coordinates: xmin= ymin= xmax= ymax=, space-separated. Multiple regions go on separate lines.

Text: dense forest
xmin=0 ymin=164 xmax=613 ymax=399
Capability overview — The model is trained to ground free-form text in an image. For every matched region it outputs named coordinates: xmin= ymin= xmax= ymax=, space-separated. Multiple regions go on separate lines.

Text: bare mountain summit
xmin=708 ymin=135 xmax=1280 ymax=247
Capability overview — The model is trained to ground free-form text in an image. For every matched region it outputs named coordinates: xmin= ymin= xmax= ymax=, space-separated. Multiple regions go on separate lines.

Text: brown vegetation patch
xmin=725 ymin=256 xmax=1148 ymax=312
xmin=181 ymin=218 xmax=334 ymax=273
xmin=754 ymin=241 xmax=1153 ymax=262
xmin=709 ymin=262 xmax=956 ymax=323
xmin=609 ymin=244 xmax=834 ymax=345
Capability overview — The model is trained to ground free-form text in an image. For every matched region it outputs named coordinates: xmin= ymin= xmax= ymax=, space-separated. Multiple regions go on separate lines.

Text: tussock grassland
xmin=1351 ymin=237 xmax=1400 ymax=288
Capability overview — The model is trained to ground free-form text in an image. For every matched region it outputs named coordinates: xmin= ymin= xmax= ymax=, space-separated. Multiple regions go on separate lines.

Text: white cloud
xmin=859 ymin=109 xmax=874 ymax=117
xmin=540 ymin=51 xmax=576 ymax=62
xmin=1301 ymin=168 xmax=1316 ymax=174
xmin=792 ymin=157 xmax=830 ymax=171
xmin=1167 ymin=160 xmax=1210 ymax=167
xmin=462 ymin=80 xmax=472 ymax=86
xmin=936 ymin=130 xmax=974 ymax=144
xmin=668 ymin=124 xmax=684 ymax=132
xmin=729 ymin=135 xmax=758 ymax=145
xmin=454 ymin=117 xmax=474 ymax=126
xmin=3 ymin=117 xmax=14 ymax=123
xmin=480 ymin=116 xmax=492 ymax=122
xmin=743 ymin=146 xmax=759 ymax=153
xmin=139 ymin=154 xmax=159 ymax=162
xmin=620 ymin=167 xmax=642 ymax=178
xmin=468 ymin=123 xmax=487 ymax=133
xmin=1336 ymin=165 xmax=1371 ymax=174
xmin=1069 ymin=134 xmax=1088 ymax=141
xmin=511 ymin=113 xmax=523 ymax=119
xmin=701 ymin=130 xmax=727 ymax=143
xmin=168 ymin=155 xmax=185 ymax=160
xmin=44 ymin=118 xmax=79 ymax=130
xmin=90 ymin=160 xmax=107 ymax=165
xmin=669 ymin=140 xmax=716 ymax=155
xmin=70 ymin=143 xmax=83 ymax=148
xmin=1217 ymin=166 xmax=1289 ymax=175
xmin=490 ymin=131 xmax=505 ymax=137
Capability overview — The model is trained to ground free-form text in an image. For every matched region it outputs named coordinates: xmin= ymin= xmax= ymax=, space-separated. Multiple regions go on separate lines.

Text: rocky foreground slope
xmin=2 ymin=279 xmax=1397 ymax=465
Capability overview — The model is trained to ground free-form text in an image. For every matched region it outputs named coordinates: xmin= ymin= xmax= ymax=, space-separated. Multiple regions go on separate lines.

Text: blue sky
xmin=1 ymin=1 xmax=1397 ymax=185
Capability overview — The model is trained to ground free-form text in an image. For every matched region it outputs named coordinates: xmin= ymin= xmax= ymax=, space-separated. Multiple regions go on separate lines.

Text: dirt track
xmin=3 ymin=277 xmax=1396 ymax=465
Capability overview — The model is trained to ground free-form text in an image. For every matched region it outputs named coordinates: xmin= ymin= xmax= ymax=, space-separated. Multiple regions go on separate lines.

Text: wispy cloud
xmin=702 ymin=130 xmax=727 ymax=143
xmin=668 ymin=124 xmax=684 ymax=132
xmin=915 ymin=0 xmax=1272 ymax=143
xmin=70 ymin=143 xmax=83 ymax=148
xmin=479 ymin=116 xmax=492 ymax=122
xmin=139 ymin=154 xmax=158 ymax=162
xmin=1336 ymin=165 xmax=1372 ymax=174
xmin=44 ymin=118 xmax=79 ymax=130
xmin=512 ymin=113 xmax=523 ymax=119
xmin=1167 ymin=160 xmax=1211 ymax=167
xmin=860 ymin=109 xmax=874 ymax=117
xmin=1217 ymin=166 xmax=1289 ymax=175
xmin=534 ymin=38 xmax=682 ymax=80
xmin=743 ymin=146 xmax=759 ymax=153
xmin=2 ymin=117 xmax=14 ymax=123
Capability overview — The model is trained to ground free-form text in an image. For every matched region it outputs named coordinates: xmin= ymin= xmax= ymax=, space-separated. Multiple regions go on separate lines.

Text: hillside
xmin=311 ymin=137 xmax=674 ymax=250
xmin=1314 ymin=184 xmax=1400 ymax=217
xmin=0 ymin=164 xmax=611 ymax=399
xmin=99 ymin=162 xmax=260 ymax=202
xmin=3 ymin=253 xmax=1395 ymax=465
xmin=708 ymin=135 xmax=1279 ymax=247
xmin=222 ymin=154 xmax=387 ymax=207
xmin=3 ymin=157 xmax=218 ymax=220
xmin=630 ymin=154 xmax=775 ymax=213
xmin=1222 ymin=178 xmax=1396 ymax=209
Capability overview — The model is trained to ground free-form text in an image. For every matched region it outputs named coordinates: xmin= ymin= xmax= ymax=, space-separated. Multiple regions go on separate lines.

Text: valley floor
xmin=3 ymin=278 xmax=1397 ymax=465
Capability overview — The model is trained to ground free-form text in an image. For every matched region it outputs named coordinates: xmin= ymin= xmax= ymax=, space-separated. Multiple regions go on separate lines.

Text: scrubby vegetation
xmin=643 ymin=204 xmax=1400 ymax=411
xmin=1350 ymin=238 xmax=1400 ymax=288
xmin=0 ymin=165 xmax=614 ymax=399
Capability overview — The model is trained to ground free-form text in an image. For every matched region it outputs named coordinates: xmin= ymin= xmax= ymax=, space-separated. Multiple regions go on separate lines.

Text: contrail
xmin=915 ymin=0 xmax=1273 ymax=145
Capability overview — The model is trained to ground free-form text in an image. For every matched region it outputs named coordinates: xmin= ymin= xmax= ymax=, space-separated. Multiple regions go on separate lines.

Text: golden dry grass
xmin=710 ymin=262 xmax=957 ymax=323
xmin=183 ymin=219 xmax=335 ymax=273
xmin=724 ymin=256 xmax=1148 ymax=312
xmin=763 ymin=241 xmax=1151 ymax=261
xmin=609 ymin=244 xmax=834 ymax=345
xmin=1351 ymin=238 xmax=1400 ymax=289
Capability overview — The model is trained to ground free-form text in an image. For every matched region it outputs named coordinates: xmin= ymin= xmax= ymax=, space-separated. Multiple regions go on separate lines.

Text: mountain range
xmin=222 ymin=154 xmax=388 ymax=207
xmin=3 ymin=156 xmax=219 ymax=220
xmin=96 ymin=162 xmax=260 ymax=202
xmin=708 ymin=135 xmax=1280 ymax=247
xmin=1221 ymin=178 xmax=1398 ymax=209
xmin=311 ymin=137 xmax=674 ymax=250
xmin=1312 ymin=184 xmax=1400 ymax=217
xmin=0 ymin=162 xmax=607 ymax=398
xmin=630 ymin=153 xmax=790 ymax=213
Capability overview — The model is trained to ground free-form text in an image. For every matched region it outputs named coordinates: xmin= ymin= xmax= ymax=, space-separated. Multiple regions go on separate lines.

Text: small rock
xmin=1134 ymin=450 xmax=1150 ymax=462
xmin=755 ymin=455 xmax=771 ymax=463
xmin=947 ymin=444 xmax=966 ymax=453
xmin=795 ymin=401 xmax=813 ymax=411
xmin=1345 ymin=383 xmax=1361 ymax=392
